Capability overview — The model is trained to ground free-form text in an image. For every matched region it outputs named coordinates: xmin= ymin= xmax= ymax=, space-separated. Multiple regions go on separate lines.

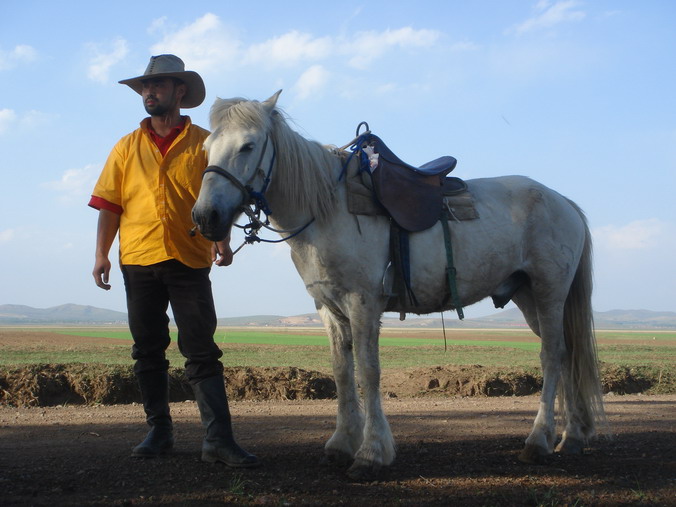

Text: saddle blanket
xmin=346 ymin=169 xmax=479 ymax=222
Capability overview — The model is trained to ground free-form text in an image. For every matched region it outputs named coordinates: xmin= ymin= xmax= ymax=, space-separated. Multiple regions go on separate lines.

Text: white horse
xmin=192 ymin=91 xmax=605 ymax=480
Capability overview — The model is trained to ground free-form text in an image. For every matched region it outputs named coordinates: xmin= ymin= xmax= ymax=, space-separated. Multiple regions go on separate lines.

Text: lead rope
xmin=440 ymin=312 xmax=447 ymax=352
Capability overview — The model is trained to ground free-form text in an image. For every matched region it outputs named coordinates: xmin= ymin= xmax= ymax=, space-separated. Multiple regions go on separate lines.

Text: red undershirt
xmin=148 ymin=117 xmax=186 ymax=156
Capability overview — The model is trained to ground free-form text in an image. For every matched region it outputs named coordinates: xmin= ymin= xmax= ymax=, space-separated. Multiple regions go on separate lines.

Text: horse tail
xmin=561 ymin=203 xmax=606 ymax=439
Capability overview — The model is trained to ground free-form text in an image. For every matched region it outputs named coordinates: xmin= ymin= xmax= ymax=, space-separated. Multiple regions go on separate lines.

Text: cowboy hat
xmin=118 ymin=54 xmax=206 ymax=109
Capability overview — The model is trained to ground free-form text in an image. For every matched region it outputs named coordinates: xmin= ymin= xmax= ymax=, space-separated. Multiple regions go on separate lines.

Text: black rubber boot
xmin=193 ymin=375 xmax=260 ymax=468
xmin=131 ymin=370 xmax=174 ymax=458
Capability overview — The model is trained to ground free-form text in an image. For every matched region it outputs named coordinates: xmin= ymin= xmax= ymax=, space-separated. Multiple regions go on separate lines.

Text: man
xmin=90 ymin=54 xmax=259 ymax=468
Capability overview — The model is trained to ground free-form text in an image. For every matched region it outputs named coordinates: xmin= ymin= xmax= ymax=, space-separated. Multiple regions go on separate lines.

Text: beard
xmin=143 ymin=90 xmax=178 ymax=117
xmin=144 ymin=100 xmax=171 ymax=116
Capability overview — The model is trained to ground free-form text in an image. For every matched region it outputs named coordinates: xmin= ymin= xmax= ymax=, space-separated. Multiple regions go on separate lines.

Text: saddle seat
xmin=372 ymin=135 xmax=457 ymax=177
xmin=364 ymin=134 xmax=462 ymax=232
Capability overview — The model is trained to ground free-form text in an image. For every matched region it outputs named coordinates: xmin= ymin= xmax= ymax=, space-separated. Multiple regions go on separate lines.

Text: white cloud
xmin=246 ymin=31 xmax=332 ymax=67
xmin=150 ymin=13 xmax=241 ymax=72
xmin=246 ymin=26 xmax=441 ymax=70
xmin=449 ymin=41 xmax=480 ymax=52
xmin=0 ymin=109 xmax=17 ymax=135
xmin=148 ymin=13 xmax=442 ymax=75
xmin=0 ymin=229 xmax=15 ymax=243
xmin=293 ymin=65 xmax=330 ymax=100
xmin=86 ymin=37 xmax=129 ymax=83
xmin=148 ymin=16 xmax=168 ymax=35
xmin=592 ymin=219 xmax=676 ymax=311
xmin=12 ymin=44 xmax=37 ymax=60
xmin=44 ymin=164 xmax=101 ymax=203
xmin=511 ymin=0 xmax=586 ymax=35
xmin=19 ymin=110 xmax=57 ymax=129
xmin=346 ymin=27 xmax=442 ymax=69
xmin=57 ymin=242 xmax=74 ymax=252
xmin=0 ymin=44 xmax=37 ymax=70
xmin=0 ymin=109 xmax=56 ymax=135
xmin=0 ymin=108 xmax=17 ymax=121
xmin=593 ymin=219 xmax=667 ymax=250
xmin=375 ymin=82 xmax=397 ymax=94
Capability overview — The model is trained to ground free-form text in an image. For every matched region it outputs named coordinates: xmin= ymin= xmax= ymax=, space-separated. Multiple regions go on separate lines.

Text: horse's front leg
xmin=319 ymin=306 xmax=364 ymax=465
xmin=347 ymin=313 xmax=396 ymax=480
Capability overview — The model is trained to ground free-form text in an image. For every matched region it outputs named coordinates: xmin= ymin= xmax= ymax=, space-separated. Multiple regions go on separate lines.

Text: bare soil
xmin=1 ymin=396 xmax=674 ymax=506
xmin=1 ymin=330 xmax=675 ymax=505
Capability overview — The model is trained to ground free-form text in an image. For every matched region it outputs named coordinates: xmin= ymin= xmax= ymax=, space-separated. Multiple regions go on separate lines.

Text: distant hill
xmin=592 ymin=309 xmax=676 ymax=329
xmin=1 ymin=304 xmax=675 ymax=329
xmin=221 ymin=308 xmax=676 ymax=330
xmin=0 ymin=304 xmax=127 ymax=324
xmin=217 ymin=314 xmax=324 ymax=327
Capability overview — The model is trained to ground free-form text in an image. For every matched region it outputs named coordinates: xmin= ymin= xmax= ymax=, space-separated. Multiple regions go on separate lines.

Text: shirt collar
xmin=143 ymin=117 xmax=188 ymax=156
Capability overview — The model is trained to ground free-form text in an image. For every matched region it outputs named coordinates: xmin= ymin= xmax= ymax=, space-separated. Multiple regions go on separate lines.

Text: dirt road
xmin=1 ymin=395 xmax=674 ymax=506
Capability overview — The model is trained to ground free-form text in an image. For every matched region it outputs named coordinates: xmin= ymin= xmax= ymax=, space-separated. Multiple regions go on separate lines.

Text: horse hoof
xmin=320 ymin=450 xmax=353 ymax=468
xmin=346 ymin=460 xmax=381 ymax=482
xmin=555 ymin=437 xmax=584 ymax=455
xmin=518 ymin=444 xmax=550 ymax=464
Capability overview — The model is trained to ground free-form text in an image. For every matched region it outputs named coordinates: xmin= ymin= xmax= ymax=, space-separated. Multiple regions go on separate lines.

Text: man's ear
xmin=175 ymin=81 xmax=188 ymax=103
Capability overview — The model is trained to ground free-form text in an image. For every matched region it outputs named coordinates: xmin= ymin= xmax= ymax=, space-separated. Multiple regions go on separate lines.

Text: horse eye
xmin=240 ymin=142 xmax=254 ymax=153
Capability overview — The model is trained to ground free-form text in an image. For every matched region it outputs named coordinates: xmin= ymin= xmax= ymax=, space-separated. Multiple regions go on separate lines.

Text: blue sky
xmin=1 ymin=1 xmax=674 ymax=319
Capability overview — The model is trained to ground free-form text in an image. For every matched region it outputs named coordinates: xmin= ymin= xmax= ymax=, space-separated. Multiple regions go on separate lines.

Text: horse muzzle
xmin=191 ymin=205 xmax=235 ymax=242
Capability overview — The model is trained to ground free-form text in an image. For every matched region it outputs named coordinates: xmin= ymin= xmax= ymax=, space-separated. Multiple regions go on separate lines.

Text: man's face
xmin=141 ymin=77 xmax=185 ymax=116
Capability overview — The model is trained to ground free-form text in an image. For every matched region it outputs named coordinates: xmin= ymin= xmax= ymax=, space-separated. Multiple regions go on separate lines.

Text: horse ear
xmin=262 ymin=90 xmax=282 ymax=112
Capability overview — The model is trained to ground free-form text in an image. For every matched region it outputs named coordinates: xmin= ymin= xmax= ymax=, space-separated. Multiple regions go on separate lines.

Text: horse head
xmin=192 ymin=91 xmax=282 ymax=241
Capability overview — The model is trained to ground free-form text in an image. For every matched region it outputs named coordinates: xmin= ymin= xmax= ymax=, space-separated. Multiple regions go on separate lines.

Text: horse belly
xmin=405 ymin=205 xmax=527 ymax=313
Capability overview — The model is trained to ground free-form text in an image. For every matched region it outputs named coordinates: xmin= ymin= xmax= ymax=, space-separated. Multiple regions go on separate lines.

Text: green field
xmin=2 ymin=327 xmax=674 ymax=374
xmin=54 ymin=328 xmax=544 ymax=349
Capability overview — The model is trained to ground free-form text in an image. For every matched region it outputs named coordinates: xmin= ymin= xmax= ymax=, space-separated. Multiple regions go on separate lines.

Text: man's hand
xmin=93 ymin=209 xmax=119 ymax=291
xmin=93 ymin=255 xmax=112 ymax=290
xmin=212 ymin=240 xmax=233 ymax=266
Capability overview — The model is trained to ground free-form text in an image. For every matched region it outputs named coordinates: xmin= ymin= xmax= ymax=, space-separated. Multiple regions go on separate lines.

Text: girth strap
xmin=386 ymin=211 xmax=464 ymax=320
xmin=441 ymin=209 xmax=464 ymax=320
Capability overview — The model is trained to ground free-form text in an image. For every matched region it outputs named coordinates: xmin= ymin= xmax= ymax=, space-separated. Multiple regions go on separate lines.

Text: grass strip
xmin=52 ymin=329 xmax=540 ymax=350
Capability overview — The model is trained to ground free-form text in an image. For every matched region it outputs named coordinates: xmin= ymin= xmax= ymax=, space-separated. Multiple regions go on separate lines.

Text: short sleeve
xmin=90 ymin=139 xmax=126 ymax=213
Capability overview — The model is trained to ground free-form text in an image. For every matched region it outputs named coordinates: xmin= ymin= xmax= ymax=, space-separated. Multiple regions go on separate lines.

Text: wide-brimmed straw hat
xmin=118 ymin=54 xmax=206 ymax=108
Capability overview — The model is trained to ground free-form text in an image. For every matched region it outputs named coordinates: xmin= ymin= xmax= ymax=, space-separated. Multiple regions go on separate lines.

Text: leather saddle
xmin=362 ymin=134 xmax=462 ymax=232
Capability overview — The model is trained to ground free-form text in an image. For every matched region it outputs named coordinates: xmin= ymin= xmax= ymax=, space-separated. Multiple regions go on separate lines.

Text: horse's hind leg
xmin=513 ymin=287 xmax=539 ymax=337
xmin=514 ymin=293 xmax=565 ymax=463
xmin=556 ymin=275 xmax=603 ymax=455
xmin=555 ymin=368 xmax=590 ymax=455
xmin=319 ymin=306 xmax=364 ymax=465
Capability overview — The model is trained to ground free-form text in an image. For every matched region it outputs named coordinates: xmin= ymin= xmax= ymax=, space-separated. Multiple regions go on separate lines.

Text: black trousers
xmin=121 ymin=260 xmax=224 ymax=383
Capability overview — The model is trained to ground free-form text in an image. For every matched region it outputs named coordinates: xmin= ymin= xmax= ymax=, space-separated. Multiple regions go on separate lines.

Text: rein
xmin=199 ymin=134 xmax=314 ymax=254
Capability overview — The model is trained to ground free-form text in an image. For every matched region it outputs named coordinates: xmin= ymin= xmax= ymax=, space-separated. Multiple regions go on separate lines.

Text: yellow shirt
xmin=90 ymin=117 xmax=213 ymax=268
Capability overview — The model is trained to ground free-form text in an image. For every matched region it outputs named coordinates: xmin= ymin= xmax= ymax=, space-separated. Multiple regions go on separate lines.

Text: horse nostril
xmin=209 ymin=209 xmax=220 ymax=227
